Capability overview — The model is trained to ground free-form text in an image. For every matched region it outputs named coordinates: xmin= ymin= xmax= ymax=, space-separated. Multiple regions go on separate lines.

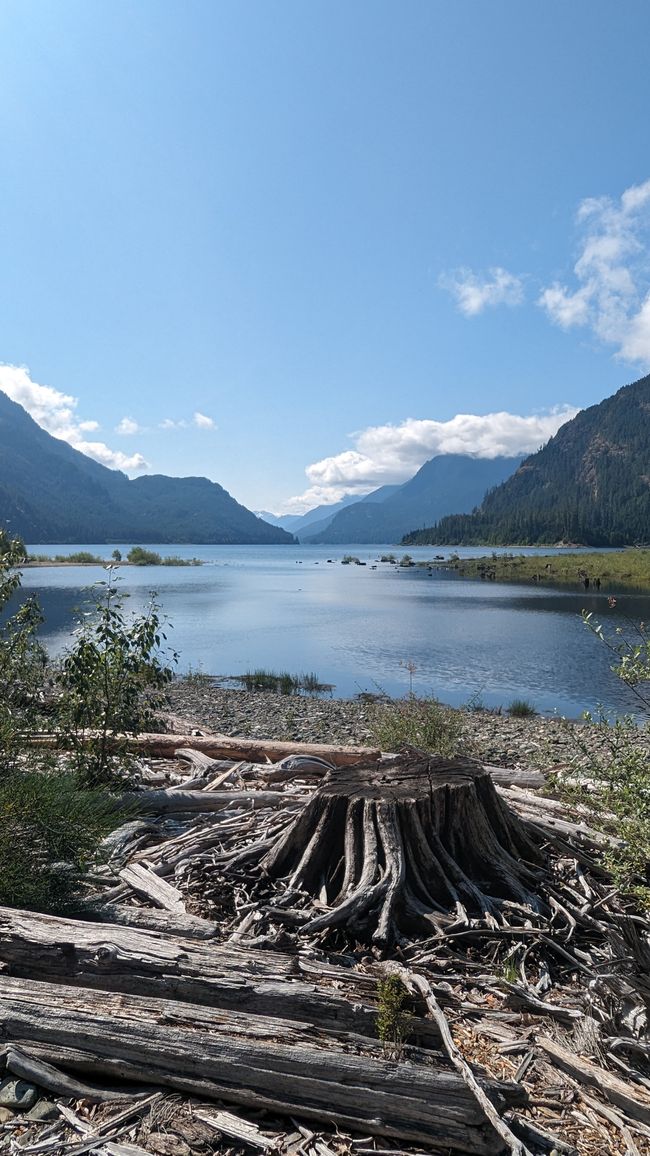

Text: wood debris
xmin=1 ymin=735 xmax=650 ymax=1156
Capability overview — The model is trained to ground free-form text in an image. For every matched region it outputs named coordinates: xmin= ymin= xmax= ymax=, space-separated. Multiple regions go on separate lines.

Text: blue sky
xmin=2 ymin=0 xmax=650 ymax=512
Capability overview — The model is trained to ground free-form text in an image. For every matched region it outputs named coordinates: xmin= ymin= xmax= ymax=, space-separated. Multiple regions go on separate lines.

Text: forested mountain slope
xmin=404 ymin=375 xmax=650 ymax=547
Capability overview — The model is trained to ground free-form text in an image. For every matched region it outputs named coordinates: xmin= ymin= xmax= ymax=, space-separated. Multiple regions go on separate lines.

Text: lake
xmin=20 ymin=542 xmax=650 ymax=720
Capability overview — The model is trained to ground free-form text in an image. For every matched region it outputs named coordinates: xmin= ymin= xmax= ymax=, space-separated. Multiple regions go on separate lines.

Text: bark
xmin=0 ymin=974 xmax=523 ymax=1153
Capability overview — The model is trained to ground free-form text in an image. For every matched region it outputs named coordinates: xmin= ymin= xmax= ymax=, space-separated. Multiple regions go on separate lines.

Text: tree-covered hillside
xmin=403 ymin=375 xmax=650 ymax=547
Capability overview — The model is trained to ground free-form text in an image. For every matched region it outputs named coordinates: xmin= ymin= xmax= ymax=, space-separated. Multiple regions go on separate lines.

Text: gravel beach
xmin=165 ymin=677 xmax=650 ymax=770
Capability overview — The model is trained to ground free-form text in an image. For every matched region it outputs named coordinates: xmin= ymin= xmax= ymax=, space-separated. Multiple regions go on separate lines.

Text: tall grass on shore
xmin=234 ymin=669 xmax=333 ymax=696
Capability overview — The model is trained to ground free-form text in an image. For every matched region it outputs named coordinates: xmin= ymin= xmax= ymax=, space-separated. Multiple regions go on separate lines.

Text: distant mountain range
xmin=404 ymin=373 xmax=650 ymax=547
xmin=300 ymin=455 xmax=522 ymax=544
xmin=0 ymin=391 xmax=294 ymax=544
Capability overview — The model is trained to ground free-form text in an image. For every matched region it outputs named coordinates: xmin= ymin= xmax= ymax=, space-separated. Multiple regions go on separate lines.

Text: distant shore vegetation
xmin=26 ymin=546 xmax=203 ymax=567
xmin=440 ymin=549 xmax=650 ymax=591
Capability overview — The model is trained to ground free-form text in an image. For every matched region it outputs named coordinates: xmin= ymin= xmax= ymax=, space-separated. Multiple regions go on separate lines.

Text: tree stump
xmin=259 ymin=751 xmax=548 ymax=944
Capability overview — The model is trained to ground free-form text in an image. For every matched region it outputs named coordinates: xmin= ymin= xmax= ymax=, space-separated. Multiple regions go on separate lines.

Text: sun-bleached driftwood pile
xmin=2 ymin=736 xmax=650 ymax=1156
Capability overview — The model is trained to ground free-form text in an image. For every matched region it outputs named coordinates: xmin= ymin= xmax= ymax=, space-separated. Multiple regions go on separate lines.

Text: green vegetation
xmin=58 ymin=569 xmax=177 ymax=785
xmin=0 ymin=772 xmax=126 ymax=912
xmin=439 ymin=549 xmax=650 ymax=591
xmin=552 ymin=608 xmax=650 ymax=907
xmin=341 ymin=554 xmax=362 ymax=565
xmin=369 ymin=694 xmax=462 ymax=757
xmin=380 ymin=553 xmax=397 ymax=563
xmin=235 ymin=669 xmax=333 ymax=696
xmin=0 ymin=533 xmax=138 ymax=912
xmin=399 ymin=554 xmax=415 ymax=567
xmin=583 ymin=604 xmax=650 ymax=710
xmin=507 ymin=698 xmax=538 ymax=718
xmin=27 ymin=551 xmax=105 ymax=564
xmin=127 ymin=546 xmax=202 ymax=566
xmin=376 ymin=974 xmax=411 ymax=1058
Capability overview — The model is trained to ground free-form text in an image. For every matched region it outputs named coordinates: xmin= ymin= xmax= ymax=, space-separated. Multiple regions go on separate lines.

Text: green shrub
xmin=369 ymin=695 xmax=462 ymax=756
xmin=58 ymin=570 xmax=176 ymax=784
xmin=0 ymin=770 xmax=126 ymax=912
xmin=376 ymin=975 xmax=411 ymax=1058
xmin=0 ymin=533 xmax=46 ymax=755
xmin=54 ymin=552 xmax=103 ymax=564
xmin=507 ymin=698 xmax=538 ymax=717
xmin=127 ymin=546 xmax=163 ymax=566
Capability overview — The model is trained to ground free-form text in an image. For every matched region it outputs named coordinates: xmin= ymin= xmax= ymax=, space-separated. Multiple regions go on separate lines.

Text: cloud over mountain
xmin=284 ymin=406 xmax=577 ymax=511
xmin=0 ymin=364 xmax=148 ymax=472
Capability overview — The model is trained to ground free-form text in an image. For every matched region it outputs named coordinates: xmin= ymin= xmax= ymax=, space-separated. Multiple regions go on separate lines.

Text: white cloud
xmin=0 ymin=364 xmax=149 ymax=473
xmin=116 ymin=416 xmax=140 ymax=435
xmin=440 ymin=266 xmax=525 ymax=316
xmin=539 ymin=177 xmax=650 ymax=364
xmin=283 ymin=406 xmax=577 ymax=512
xmin=193 ymin=411 xmax=215 ymax=429
xmin=159 ymin=418 xmax=185 ymax=430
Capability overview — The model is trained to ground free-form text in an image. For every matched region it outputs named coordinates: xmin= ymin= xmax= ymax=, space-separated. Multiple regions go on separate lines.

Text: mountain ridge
xmin=403 ymin=374 xmax=650 ymax=547
xmin=0 ymin=391 xmax=294 ymax=544
xmin=304 ymin=454 xmax=523 ymax=544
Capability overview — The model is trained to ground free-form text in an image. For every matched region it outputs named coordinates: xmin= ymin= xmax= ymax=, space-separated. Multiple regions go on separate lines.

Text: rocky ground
xmin=165 ymin=676 xmax=650 ymax=770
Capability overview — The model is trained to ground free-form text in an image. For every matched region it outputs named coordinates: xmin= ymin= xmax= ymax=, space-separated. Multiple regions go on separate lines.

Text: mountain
xmin=0 ymin=391 xmax=294 ymax=544
xmin=403 ymin=374 xmax=650 ymax=547
xmin=304 ymin=455 xmax=522 ymax=544
xmin=257 ymin=493 xmax=371 ymax=535
xmin=294 ymin=485 xmax=401 ymax=541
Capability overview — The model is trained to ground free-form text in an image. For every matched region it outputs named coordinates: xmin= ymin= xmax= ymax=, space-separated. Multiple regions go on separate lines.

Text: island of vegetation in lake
xmin=439 ymin=548 xmax=650 ymax=590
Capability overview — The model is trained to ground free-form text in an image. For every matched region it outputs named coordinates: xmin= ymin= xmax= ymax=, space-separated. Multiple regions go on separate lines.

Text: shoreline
xmin=165 ymin=678 xmax=650 ymax=770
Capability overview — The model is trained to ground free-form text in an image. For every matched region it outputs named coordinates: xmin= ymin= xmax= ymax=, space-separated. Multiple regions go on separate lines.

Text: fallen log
xmin=93 ymin=904 xmax=218 ymax=939
xmin=0 ymin=907 xmax=433 ymax=1042
xmin=26 ymin=730 xmax=381 ymax=767
xmin=0 ymin=974 xmax=523 ymax=1153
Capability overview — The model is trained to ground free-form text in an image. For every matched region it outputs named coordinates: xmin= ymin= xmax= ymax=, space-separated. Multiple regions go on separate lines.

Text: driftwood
xmin=537 ymin=1035 xmax=650 ymax=1124
xmin=385 ymin=963 xmax=533 ymax=1156
xmin=93 ymin=903 xmax=218 ymax=939
xmin=27 ymin=730 xmax=380 ymax=766
xmin=124 ymin=787 xmax=306 ymax=813
xmin=0 ymin=907 xmax=440 ymax=1042
xmin=256 ymin=753 xmax=548 ymax=944
xmin=0 ymin=974 xmax=523 ymax=1153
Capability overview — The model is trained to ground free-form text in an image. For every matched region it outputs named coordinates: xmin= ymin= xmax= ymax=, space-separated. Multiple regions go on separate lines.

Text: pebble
xmin=0 ymin=1078 xmax=39 ymax=1111
xmin=0 ymin=1107 xmax=15 ymax=1124
xmin=165 ymin=681 xmax=650 ymax=769
xmin=25 ymin=1100 xmax=59 ymax=1122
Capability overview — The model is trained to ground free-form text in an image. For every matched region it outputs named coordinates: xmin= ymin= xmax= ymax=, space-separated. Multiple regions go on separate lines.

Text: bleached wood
xmin=0 ymin=974 xmax=521 ymax=1153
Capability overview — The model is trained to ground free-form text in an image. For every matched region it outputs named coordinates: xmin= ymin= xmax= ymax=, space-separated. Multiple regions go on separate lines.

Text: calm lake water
xmin=20 ymin=543 xmax=650 ymax=720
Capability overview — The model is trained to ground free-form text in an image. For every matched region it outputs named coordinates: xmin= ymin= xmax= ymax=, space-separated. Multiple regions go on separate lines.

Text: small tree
xmin=58 ymin=568 xmax=177 ymax=784
xmin=0 ymin=531 xmax=45 ymax=760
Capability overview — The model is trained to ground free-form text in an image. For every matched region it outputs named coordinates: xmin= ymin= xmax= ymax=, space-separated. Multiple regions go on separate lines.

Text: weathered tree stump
xmin=259 ymin=751 xmax=548 ymax=944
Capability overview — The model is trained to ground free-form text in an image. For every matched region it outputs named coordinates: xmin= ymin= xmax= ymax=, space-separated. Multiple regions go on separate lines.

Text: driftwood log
xmin=0 ymin=907 xmax=440 ymax=1044
xmin=257 ymin=753 xmax=548 ymax=944
xmin=26 ymin=730 xmax=380 ymax=767
xmin=0 ymin=974 xmax=524 ymax=1153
